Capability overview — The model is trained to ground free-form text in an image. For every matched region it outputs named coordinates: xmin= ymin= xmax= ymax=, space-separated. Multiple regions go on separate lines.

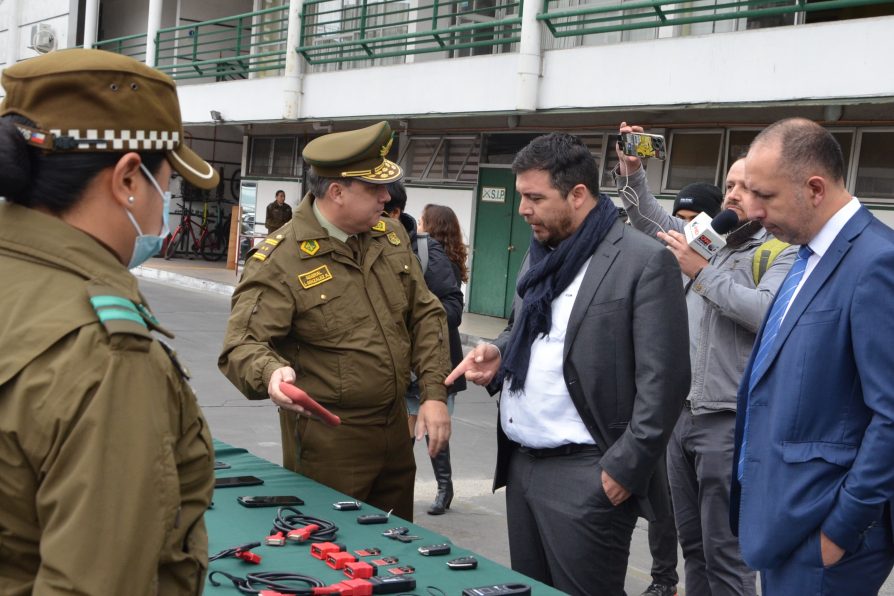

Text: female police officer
xmin=0 ymin=49 xmax=219 ymax=594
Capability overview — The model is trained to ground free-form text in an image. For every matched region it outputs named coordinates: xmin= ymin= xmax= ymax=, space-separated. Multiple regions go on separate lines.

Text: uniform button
xmin=695 ymin=283 xmax=704 ymax=292
xmin=276 ymin=234 xmax=284 ymax=240
xmin=321 ymin=294 xmax=327 ymax=300
xmin=404 ymin=265 xmax=409 ymax=270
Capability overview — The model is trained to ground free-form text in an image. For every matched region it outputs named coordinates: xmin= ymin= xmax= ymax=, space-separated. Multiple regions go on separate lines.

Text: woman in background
xmin=418 ymin=204 xmax=469 ymax=515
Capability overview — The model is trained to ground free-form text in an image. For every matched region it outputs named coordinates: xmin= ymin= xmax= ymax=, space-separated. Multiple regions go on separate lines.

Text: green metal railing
xmin=538 ymin=0 xmax=894 ymax=38
xmin=94 ymin=32 xmax=149 ymax=62
xmin=155 ymin=5 xmax=290 ymax=80
xmin=298 ymin=0 xmax=522 ymax=66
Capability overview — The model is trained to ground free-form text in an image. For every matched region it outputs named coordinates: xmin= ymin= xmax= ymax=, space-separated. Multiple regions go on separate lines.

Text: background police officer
xmin=219 ymin=122 xmax=451 ymax=520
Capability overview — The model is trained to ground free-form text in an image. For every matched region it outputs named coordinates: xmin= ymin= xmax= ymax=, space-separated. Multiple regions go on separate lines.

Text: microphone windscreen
xmin=711 ymin=209 xmax=739 ymax=235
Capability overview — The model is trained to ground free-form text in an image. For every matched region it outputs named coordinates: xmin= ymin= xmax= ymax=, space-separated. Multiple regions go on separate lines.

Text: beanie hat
xmin=673 ymin=182 xmax=723 ymax=218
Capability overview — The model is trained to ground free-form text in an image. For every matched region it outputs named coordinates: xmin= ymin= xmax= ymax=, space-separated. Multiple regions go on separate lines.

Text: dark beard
xmin=726 ymin=220 xmax=763 ymax=248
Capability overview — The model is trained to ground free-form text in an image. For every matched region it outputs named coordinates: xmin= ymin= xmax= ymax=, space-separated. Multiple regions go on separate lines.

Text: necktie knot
xmin=797 ymin=244 xmax=814 ymax=260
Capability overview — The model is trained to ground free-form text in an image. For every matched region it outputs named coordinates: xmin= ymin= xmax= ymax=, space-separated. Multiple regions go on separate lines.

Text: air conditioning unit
xmin=30 ymin=24 xmax=57 ymax=54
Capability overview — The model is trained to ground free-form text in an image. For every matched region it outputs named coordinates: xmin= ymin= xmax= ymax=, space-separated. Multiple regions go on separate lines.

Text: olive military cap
xmin=303 ymin=121 xmax=402 ymax=184
xmin=0 ymin=48 xmax=219 ymax=189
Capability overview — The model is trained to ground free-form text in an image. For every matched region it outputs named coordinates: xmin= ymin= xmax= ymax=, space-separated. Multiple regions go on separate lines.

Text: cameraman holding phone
xmin=613 ymin=123 xmax=795 ymax=596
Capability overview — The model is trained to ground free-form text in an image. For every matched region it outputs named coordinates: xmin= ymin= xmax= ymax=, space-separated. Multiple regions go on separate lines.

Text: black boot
xmin=428 ymin=442 xmax=453 ymax=515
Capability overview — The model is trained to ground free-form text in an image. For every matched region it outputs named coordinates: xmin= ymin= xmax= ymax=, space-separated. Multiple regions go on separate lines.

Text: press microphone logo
xmin=684 ymin=209 xmax=739 ymax=260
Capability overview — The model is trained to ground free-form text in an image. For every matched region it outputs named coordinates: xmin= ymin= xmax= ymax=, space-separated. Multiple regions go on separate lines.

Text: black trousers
xmin=505 ymin=444 xmax=638 ymax=596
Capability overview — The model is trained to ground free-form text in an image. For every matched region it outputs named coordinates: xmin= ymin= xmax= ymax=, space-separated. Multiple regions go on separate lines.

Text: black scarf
xmin=499 ymin=194 xmax=619 ymax=392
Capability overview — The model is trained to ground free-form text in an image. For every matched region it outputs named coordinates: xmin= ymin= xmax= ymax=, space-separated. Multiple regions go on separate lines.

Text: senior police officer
xmin=219 ymin=122 xmax=451 ymax=521
xmin=0 ymin=49 xmax=217 ymax=594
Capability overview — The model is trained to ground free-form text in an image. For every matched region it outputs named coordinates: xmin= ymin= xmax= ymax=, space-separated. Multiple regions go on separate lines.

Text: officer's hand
xmin=267 ymin=366 xmax=305 ymax=413
xmin=820 ymin=531 xmax=845 ymax=567
xmin=416 ymin=399 xmax=451 ymax=457
xmin=445 ymin=343 xmax=501 ymax=387
xmin=616 ymin=122 xmax=644 ymax=177
xmin=657 ymin=229 xmax=709 ymax=279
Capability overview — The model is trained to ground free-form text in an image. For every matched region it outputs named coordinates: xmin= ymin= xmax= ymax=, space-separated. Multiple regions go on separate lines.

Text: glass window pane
xmin=727 ymin=130 xmax=758 ymax=167
xmin=250 ymin=138 xmax=272 ymax=176
xmin=271 ymin=137 xmax=297 ymax=177
xmin=855 ymin=131 xmax=894 ymax=199
xmin=830 ymin=131 xmax=852 ymax=185
xmin=666 ymin=132 xmax=721 ymax=191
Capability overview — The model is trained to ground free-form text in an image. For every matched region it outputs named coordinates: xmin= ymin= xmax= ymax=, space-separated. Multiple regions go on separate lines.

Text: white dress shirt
xmin=500 ymin=257 xmax=597 ymax=449
xmin=783 ymin=197 xmax=861 ymax=321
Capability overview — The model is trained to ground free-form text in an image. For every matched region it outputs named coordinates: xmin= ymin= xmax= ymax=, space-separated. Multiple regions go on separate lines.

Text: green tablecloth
xmin=206 ymin=440 xmax=565 ymax=595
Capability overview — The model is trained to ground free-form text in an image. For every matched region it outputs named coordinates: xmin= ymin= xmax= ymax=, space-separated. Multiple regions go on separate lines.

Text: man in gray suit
xmin=447 ymin=132 xmax=691 ymax=596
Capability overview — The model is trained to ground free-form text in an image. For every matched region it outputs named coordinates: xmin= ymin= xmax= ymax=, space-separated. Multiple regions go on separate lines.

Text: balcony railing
xmin=297 ymin=0 xmax=522 ymax=68
xmin=94 ymin=32 xmax=149 ymax=62
xmin=538 ymin=0 xmax=894 ymax=39
xmin=156 ymin=5 xmax=290 ymax=80
xmin=91 ymin=0 xmax=893 ymax=77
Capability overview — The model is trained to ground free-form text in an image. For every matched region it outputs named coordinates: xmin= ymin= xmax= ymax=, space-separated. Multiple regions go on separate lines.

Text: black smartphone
xmin=237 ymin=495 xmax=304 ymax=508
xmin=214 ymin=475 xmax=264 ymax=489
xmin=214 ymin=460 xmax=231 ymax=470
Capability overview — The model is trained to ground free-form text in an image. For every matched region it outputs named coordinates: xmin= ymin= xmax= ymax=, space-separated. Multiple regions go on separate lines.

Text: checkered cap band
xmin=49 ymin=128 xmax=180 ymax=151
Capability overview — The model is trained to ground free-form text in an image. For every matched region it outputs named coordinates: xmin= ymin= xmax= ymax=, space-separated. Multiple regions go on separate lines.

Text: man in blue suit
xmin=731 ymin=117 xmax=894 ymax=594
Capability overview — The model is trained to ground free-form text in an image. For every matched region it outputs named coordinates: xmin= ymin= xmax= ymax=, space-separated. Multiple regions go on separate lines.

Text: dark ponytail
xmin=0 ymin=115 xmax=165 ymax=214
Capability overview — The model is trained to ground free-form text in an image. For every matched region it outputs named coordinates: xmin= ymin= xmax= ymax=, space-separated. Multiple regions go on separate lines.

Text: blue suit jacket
xmin=731 ymin=206 xmax=894 ymax=570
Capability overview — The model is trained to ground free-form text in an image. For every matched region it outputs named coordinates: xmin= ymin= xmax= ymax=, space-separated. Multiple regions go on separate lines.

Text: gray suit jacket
xmin=492 ymin=219 xmax=691 ymax=520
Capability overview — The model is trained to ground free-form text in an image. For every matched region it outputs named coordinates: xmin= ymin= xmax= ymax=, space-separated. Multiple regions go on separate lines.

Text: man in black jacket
xmin=385 ymin=182 xmax=466 ymax=515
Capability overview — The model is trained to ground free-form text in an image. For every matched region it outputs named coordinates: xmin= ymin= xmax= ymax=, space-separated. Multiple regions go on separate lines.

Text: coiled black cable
xmin=271 ymin=506 xmax=338 ymax=542
xmin=208 ymin=570 xmax=326 ymax=594
xmin=209 ymin=541 xmax=262 ymax=562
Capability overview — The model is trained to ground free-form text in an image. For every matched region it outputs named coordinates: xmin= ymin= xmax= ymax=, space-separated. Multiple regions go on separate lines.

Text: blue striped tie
xmin=738 ymin=244 xmax=813 ymax=482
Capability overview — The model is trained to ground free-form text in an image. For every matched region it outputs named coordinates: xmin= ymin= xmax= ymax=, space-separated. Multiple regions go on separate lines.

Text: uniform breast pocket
xmin=292 ymin=282 xmax=358 ymax=340
xmin=378 ymin=254 xmax=411 ymax=313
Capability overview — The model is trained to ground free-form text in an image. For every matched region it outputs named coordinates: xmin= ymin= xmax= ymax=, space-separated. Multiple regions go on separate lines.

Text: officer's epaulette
xmin=250 ymin=233 xmax=286 ymax=262
xmin=371 ymin=218 xmax=405 ymax=247
xmin=86 ymin=285 xmax=152 ymax=339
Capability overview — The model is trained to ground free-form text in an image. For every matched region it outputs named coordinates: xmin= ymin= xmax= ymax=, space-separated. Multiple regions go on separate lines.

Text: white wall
xmin=178 ymin=76 xmax=289 ymax=123
xmin=541 ymin=17 xmax=894 ymax=109
xmin=0 ymin=0 xmax=74 ymax=75
xmin=301 ymin=53 xmax=519 ymax=119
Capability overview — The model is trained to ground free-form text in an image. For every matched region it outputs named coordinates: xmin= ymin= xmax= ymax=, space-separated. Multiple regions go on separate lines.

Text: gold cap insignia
xmin=300 ymin=240 xmax=320 ymax=256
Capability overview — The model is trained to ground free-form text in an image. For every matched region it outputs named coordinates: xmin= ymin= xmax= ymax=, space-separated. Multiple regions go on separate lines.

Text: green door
xmin=469 ymin=167 xmax=531 ymax=318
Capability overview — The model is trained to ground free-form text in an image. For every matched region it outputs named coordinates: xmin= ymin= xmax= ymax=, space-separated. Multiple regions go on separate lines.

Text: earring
xmin=127 ymin=196 xmax=135 ymax=204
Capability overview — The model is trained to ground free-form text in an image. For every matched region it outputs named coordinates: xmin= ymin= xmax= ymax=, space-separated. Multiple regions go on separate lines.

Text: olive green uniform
xmin=0 ymin=203 xmax=214 ymax=595
xmin=219 ymin=193 xmax=450 ymax=520
xmin=266 ymin=201 xmax=293 ymax=234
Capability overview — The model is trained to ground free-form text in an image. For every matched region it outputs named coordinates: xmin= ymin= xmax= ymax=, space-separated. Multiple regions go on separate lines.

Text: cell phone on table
xmin=214 ymin=460 xmax=231 ymax=470
xmin=618 ymin=132 xmax=667 ymax=160
xmin=214 ymin=475 xmax=264 ymax=489
xmin=237 ymin=495 xmax=304 ymax=508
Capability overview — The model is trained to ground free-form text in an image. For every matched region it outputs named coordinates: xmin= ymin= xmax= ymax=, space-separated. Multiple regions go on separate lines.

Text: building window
xmin=249 ymin=136 xmax=300 ymax=178
xmin=664 ymin=131 xmax=722 ymax=191
xmin=855 ymin=130 xmax=894 ymax=200
xmin=830 ymin=130 xmax=854 ymax=185
xmin=726 ymin=130 xmax=758 ymax=169
xmin=398 ymin=135 xmax=480 ymax=184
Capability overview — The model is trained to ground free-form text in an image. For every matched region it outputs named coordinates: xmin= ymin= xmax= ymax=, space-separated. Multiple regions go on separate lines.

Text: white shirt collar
xmin=806 ymin=197 xmax=861 ymax=257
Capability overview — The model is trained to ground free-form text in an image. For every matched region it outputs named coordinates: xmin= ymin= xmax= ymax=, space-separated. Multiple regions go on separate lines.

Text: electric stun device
xmin=280 ymin=382 xmax=341 ymax=427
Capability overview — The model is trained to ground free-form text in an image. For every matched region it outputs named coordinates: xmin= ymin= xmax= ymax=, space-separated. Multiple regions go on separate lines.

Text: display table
xmin=206 ymin=440 xmax=565 ymax=595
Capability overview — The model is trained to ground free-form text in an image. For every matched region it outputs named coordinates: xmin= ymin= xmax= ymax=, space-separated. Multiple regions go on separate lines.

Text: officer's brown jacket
xmin=219 ymin=193 xmax=450 ymax=424
xmin=0 ymin=202 xmax=214 ymax=595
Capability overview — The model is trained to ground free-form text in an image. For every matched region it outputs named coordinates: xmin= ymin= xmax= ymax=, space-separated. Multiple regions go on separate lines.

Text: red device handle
xmin=279 ymin=383 xmax=341 ymax=427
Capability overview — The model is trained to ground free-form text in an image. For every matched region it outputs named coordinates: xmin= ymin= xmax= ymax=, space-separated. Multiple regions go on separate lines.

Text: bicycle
xmin=199 ymin=201 xmax=232 ymax=262
xmin=164 ymin=201 xmax=204 ymax=260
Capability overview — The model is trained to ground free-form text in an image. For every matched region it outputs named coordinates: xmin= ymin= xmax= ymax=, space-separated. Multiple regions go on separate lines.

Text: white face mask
xmin=124 ymin=163 xmax=171 ymax=269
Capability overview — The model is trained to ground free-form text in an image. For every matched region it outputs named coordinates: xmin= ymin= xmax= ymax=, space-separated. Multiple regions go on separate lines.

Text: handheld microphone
xmin=683 ymin=209 xmax=739 ymax=259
